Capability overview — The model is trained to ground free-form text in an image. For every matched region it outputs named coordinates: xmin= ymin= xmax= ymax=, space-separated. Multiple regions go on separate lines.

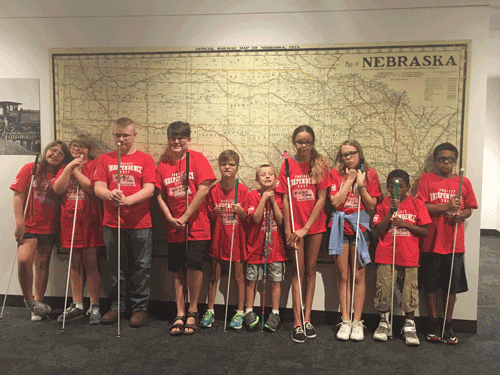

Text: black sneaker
xmin=264 ymin=313 xmax=281 ymax=332
xmin=57 ymin=303 xmax=85 ymax=323
xmin=291 ymin=325 xmax=306 ymax=343
xmin=243 ymin=311 xmax=259 ymax=330
xmin=426 ymin=318 xmax=441 ymax=343
xmin=442 ymin=322 xmax=458 ymax=345
xmin=304 ymin=321 xmax=316 ymax=338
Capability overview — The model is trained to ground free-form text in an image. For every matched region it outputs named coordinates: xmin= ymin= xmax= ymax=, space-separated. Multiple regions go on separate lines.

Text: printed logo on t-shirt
xmin=163 ymin=172 xmax=193 ymax=186
xmin=169 ymin=185 xmax=191 ymax=198
xmin=429 ymin=189 xmax=455 ymax=203
xmin=108 ymin=163 xmax=143 ymax=173
xmin=112 ymin=175 xmax=136 ymax=187
xmin=391 ymin=211 xmax=416 ymax=237
xmin=33 ymin=181 xmax=54 ymax=203
xmin=67 ymin=187 xmax=85 ymax=201
xmin=293 ymin=189 xmax=314 ymax=201
xmin=344 ymin=192 xmax=359 ymax=208
xmin=290 ymin=175 xmax=312 ymax=188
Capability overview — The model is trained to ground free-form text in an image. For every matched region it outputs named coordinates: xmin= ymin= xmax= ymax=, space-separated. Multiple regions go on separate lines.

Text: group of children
xmin=11 ymin=120 xmax=477 ymax=347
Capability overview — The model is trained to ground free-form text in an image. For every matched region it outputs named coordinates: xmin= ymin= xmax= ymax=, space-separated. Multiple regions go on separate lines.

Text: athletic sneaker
xmin=402 ymin=320 xmax=420 ymax=346
xmin=229 ymin=311 xmax=245 ymax=329
xmin=264 ymin=313 xmax=281 ymax=332
xmin=87 ymin=303 xmax=102 ymax=325
xmin=304 ymin=321 xmax=316 ymax=338
xmin=291 ymin=325 xmax=306 ymax=343
xmin=426 ymin=318 xmax=441 ymax=342
xmin=442 ymin=322 xmax=458 ymax=345
xmin=201 ymin=311 xmax=215 ymax=328
xmin=31 ymin=312 xmax=43 ymax=321
xmin=25 ymin=299 xmax=51 ymax=318
xmin=57 ymin=303 xmax=85 ymax=323
xmin=350 ymin=320 xmax=365 ymax=341
xmin=243 ymin=311 xmax=259 ymax=330
xmin=373 ymin=320 xmax=390 ymax=342
xmin=336 ymin=318 xmax=351 ymax=341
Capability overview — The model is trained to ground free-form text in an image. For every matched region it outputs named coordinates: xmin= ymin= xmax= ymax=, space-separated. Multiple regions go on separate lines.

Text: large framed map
xmin=51 ymin=41 xmax=469 ymax=190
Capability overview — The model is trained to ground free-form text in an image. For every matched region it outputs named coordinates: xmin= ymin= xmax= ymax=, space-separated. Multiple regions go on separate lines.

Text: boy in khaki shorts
xmin=372 ymin=169 xmax=431 ymax=345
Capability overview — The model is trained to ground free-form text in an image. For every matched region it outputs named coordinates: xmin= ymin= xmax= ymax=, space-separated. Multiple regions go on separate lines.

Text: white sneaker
xmin=402 ymin=321 xmax=420 ymax=346
xmin=373 ymin=320 xmax=390 ymax=341
xmin=350 ymin=320 xmax=365 ymax=341
xmin=31 ymin=312 xmax=43 ymax=321
xmin=336 ymin=318 xmax=351 ymax=341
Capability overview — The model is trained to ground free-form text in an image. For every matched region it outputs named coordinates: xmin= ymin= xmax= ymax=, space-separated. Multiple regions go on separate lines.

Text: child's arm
xmin=392 ymin=218 xmax=429 ymax=237
xmin=252 ymin=192 xmax=268 ymax=224
xmin=13 ymin=191 xmax=26 ymax=243
xmin=156 ymin=189 xmax=177 ymax=227
xmin=232 ymin=203 xmax=247 ymax=221
xmin=330 ymin=169 xmax=356 ymax=209
xmin=73 ymin=166 xmax=94 ymax=195
xmin=373 ymin=198 xmax=397 ymax=238
xmin=282 ymin=192 xmax=295 ymax=248
xmin=53 ymin=158 xmax=82 ymax=195
xmin=356 ymin=169 xmax=377 ymax=213
xmin=176 ymin=180 xmax=212 ymax=225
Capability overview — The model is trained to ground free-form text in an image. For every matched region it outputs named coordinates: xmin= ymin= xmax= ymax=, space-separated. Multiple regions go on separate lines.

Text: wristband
xmin=357 ymin=185 xmax=366 ymax=189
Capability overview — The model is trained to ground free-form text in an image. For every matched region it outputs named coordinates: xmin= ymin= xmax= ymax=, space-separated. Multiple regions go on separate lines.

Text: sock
xmin=90 ymin=302 xmax=100 ymax=307
xmin=236 ymin=310 xmax=244 ymax=315
xmin=272 ymin=309 xmax=279 ymax=315
xmin=380 ymin=312 xmax=388 ymax=322
xmin=245 ymin=308 xmax=253 ymax=314
xmin=74 ymin=302 xmax=84 ymax=310
xmin=207 ymin=308 xmax=214 ymax=314
xmin=405 ymin=318 xmax=414 ymax=325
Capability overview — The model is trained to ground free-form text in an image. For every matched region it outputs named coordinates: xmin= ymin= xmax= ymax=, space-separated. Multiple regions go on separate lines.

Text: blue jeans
xmin=103 ymin=226 xmax=152 ymax=312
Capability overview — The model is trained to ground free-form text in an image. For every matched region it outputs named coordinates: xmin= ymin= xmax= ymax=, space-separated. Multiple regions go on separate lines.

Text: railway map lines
xmin=52 ymin=42 xmax=468 ymax=190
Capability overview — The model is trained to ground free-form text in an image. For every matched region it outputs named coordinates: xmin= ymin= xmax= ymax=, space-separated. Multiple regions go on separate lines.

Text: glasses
xmin=294 ymin=140 xmax=313 ymax=146
xmin=436 ymin=156 xmax=457 ymax=163
xmin=341 ymin=150 xmax=359 ymax=159
xmin=169 ymin=136 xmax=189 ymax=143
xmin=49 ymin=147 xmax=65 ymax=157
xmin=113 ymin=133 xmax=134 ymax=140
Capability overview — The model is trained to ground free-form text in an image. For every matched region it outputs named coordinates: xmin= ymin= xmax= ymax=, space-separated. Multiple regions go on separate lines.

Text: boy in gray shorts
xmin=243 ymin=165 xmax=287 ymax=331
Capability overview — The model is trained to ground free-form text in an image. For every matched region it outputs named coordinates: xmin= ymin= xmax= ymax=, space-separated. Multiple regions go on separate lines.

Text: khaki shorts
xmin=373 ymin=264 xmax=419 ymax=313
xmin=245 ymin=262 xmax=285 ymax=282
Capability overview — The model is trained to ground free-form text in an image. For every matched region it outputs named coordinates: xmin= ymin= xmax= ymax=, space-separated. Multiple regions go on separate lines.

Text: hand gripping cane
xmin=1 ymin=153 xmax=39 ymax=320
xmin=284 ymin=152 xmax=306 ymax=329
xmin=388 ymin=179 xmax=399 ymax=338
xmin=223 ymin=178 xmax=239 ymax=332
xmin=261 ymin=203 xmax=272 ymax=332
xmin=350 ymin=158 xmax=365 ymax=324
xmin=117 ymin=142 xmax=122 ymax=338
xmin=62 ymin=157 xmax=83 ymax=331
xmin=441 ymin=168 xmax=464 ymax=339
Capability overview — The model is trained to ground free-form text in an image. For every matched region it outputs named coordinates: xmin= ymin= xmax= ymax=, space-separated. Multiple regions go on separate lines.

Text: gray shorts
xmin=245 ymin=262 xmax=285 ymax=282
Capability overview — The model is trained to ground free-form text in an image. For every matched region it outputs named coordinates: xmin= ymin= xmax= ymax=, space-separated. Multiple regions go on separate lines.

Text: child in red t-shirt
xmin=202 ymin=150 xmax=248 ymax=330
xmin=243 ymin=164 xmax=286 ymax=332
xmin=417 ymin=142 xmax=478 ymax=344
xmin=53 ymin=134 xmax=104 ymax=325
xmin=372 ymin=169 xmax=431 ymax=346
xmin=11 ymin=140 xmax=70 ymax=321
xmin=329 ymin=140 xmax=381 ymax=342
xmin=276 ymin=125 xmax=330 ymax=343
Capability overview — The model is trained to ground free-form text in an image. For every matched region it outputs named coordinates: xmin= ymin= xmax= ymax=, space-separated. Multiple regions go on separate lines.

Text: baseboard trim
xmin=481 ymin=229 xmax=500 ymax=238
xmin=1 ymin=295 xmax=477 ymax=334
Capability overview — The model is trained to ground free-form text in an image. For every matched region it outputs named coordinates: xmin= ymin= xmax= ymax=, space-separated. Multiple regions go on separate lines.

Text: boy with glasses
xmin=416 ymin=142 xmax=478 ymax=344
xmin=94 ymin=118 xmax=156 ymax=328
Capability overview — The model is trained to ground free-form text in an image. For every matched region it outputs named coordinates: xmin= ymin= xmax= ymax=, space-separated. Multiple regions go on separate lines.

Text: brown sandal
xmin=183 ymin=311 xmax=200 ymax=335
xmin=168 ymin=316 xmax=185 ymax=336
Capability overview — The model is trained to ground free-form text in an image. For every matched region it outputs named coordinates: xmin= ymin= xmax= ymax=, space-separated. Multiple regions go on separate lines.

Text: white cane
xmin=441 ymin=168 xmax=464 ymax=340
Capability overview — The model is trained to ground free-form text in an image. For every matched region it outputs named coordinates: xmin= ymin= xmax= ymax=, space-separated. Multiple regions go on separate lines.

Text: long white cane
xmin=284 ymin=152 xmax=306 ymax=329
xmin=1 ymin=154 xmax=39 ymax=320
xmin=441 ymin=168 xmax=464 ymax=339
xmin=117 ymin=142 xmax=122 ymax=338
xmin=223 ymin=179 xmax=239 ymax=332
xmin=62 ymin=182 xmax=80 ymax=331
xmin=388 ymin=179 xmax=399 ymax=338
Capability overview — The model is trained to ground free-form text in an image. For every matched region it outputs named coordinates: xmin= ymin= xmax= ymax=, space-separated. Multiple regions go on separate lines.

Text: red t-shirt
xmin=329 ymin=167 xmax=381 ymax=235
xmin=373 ymin=195 xmax=431 ymax=267
xmin=208 ymin=182 xmax=248 ymax=262
xmin=156 ymin=150 xmax=216 ymax=243
xmin=244 ymin=189 xmax=286 ymax=264
xmin=11 ymin=162 xmax=59 ymax=235
xmin=93 ymin=150 xmax=156 ymax=229
xmin=54 ymin=160 xmax=104 ymax=248
xmin=276 ymin=157 xmax=330 ymax=235
xmin=417 ymin=172 xmax=478 ymax=254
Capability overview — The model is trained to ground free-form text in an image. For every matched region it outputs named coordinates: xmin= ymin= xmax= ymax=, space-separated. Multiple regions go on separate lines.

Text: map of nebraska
xmin=51 ymin=42 xmax=468 ymax=189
